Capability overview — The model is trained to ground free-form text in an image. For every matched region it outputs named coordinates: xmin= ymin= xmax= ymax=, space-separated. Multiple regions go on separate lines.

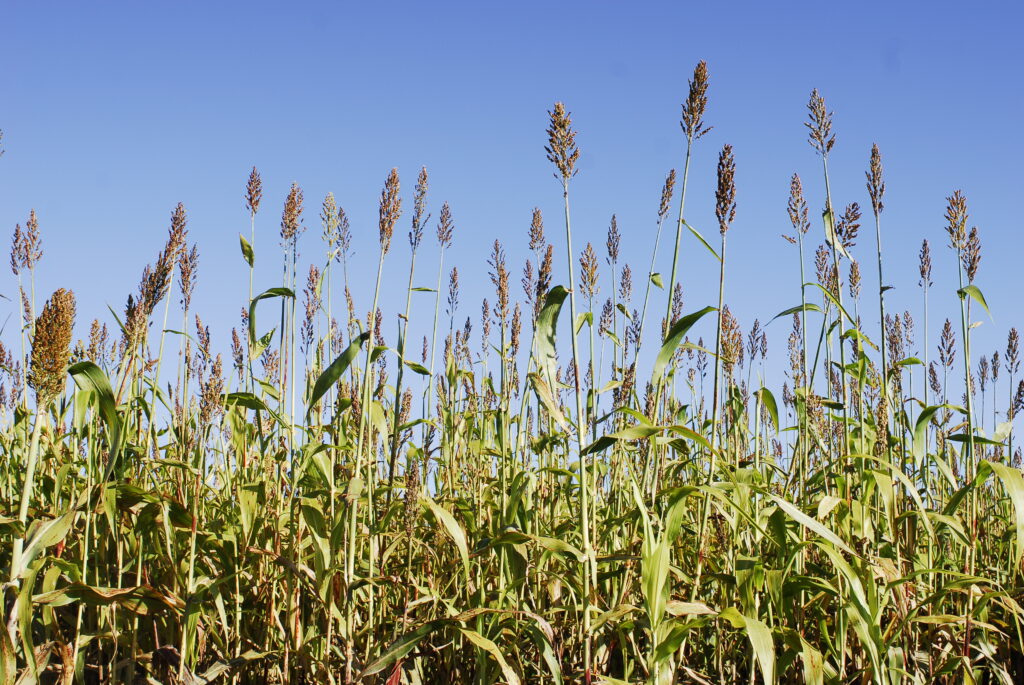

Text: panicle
xmin=962 ymin=226 xmax=981 ymax=282
xmin=620 ymin=264 xmax=633 ymax=302
xmin=528 ymin=208 xmax=545 ymax=252
xmin=545 ymin=102 xmax=580 ymax=183
xmin=489 ymin=240 xmax=510 ymax=325
xmin=245 ymin=166 xmax=263 ymax=216
xmin=30 ymin=288 xmax=76 ymax=404
xmin=606 ymin=215 xmax=620 ymax=264
xmin=919 ymin=239 xmax=932 ymax=287
xmin=436 ymin=201 xmax=454 ymax=247
xmin=410 ymin=166 xmax=429 ymax=250
xmin=659 ymin=169 xmax=677 ymax=222
xmin=866 ymin=144 xmax=885 ymax=216
xmin=579 ymin=243 xmax=599 ymax=300
xmin=680 ymin=60 xmax=711 ymax=141
xmin=787 ymin=174 xmax=810 ymax=235
xmin=379 ymin=168 xmax=402 ymax=253
xmin=280 ymin=182 xmax=305 ymax=245
xmin=944 ymin=190 xmax=968 ymax=250
xmin=715 ymin=144 xmax=737 ymax=235
xmin=806 ymin=89 xmax=836 ymax=155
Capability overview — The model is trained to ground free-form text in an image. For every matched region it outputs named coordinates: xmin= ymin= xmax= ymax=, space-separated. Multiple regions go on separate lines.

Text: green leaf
xmin=33 ymin=583 xmax=184 ymax=615
xmin=684 ymin=221 xmax=721 ymax=262
xmin=755 ymin=387 xmax=779 ymax=432
xmin=771 ymin=302 xmax=823 ymax=322
xmin=769 ymin=493 xmax=854 ymax=556
xmin=458 ymin=628 xmax=521 ymax=685
xmin=192 ymin=650 xmax=271 ymax=684
xmin=530 ymin=535 xmax=584 ymax=561
xmin=534 ymin=286 xmax=568 ymax=383
xmin=403 ymin=360 xmax=431 ymax=376
xmin=914 ymin=404 xmax=956 ymax=460
xmin=652 ymin=306 xmax=716 ymax=380
xmin=650 ymin=272 xmax=664 ymax=289
xmin=808 ymin=282 xmax=856 ymax=327
xmin=421 ymin=496 xmax=470 ymax=582
xmin=575 ymin=311 xmax=593 ymax=334
xmin=239 ymin=233 xmax=254 ymax=267
xmin=822 ymin=208 xmax=852 ymax=261
xmin=69 ymin=361 xmax=123 ymax=464
xmin=529 ymin=372 xmax=570 ymax=433
xmin=248 ymin=287 xmax=294 ymax=349
xmin=958 ymin=284 xmax=992 ymax=318
xmin=982 ymin=461 xmax=1024 ymax=566
xmin=13 ymin=511 xmax=76 ymax=579
xmin=718 ymin=608 xmax=775 ymax=684
xmin=358 ymin=620 xmax=447 ymax=678
xmin=581 ymin=425 xmax=661 ymax=456
xmin=306 ymin=332 xmax=370 ymax=418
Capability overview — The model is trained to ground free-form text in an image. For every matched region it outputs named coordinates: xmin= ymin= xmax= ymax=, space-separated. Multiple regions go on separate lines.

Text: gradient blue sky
xmin=2 ymin=1 xmax=1022 ymax=402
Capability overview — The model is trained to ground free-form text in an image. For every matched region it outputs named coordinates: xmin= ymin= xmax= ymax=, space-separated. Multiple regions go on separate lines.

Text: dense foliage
xmin=2 ymin=69 xmax=1024 ymax=684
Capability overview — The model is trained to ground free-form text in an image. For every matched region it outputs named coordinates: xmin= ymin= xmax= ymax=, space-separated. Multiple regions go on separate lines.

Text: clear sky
xmin=2 ymin=1 xmax=1022 ymax=405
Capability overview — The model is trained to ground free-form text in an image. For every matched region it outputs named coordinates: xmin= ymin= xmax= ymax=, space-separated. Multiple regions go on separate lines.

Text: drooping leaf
xmin=306 ymin=332 xmax=370 ymax=418
xmin=652 ymin=306 xmax=716 ymax=380
xmin=958 ymin=284 xmax=991 ymax=318
xmin=421 ymin=496 xmax=470 ymax=581
xmin=534 ymin=285 xmax=568 ymax=383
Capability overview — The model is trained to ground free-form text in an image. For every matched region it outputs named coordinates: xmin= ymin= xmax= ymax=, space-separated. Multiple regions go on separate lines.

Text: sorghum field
xmin=3 ymin=64 xmax=1024 ymax=684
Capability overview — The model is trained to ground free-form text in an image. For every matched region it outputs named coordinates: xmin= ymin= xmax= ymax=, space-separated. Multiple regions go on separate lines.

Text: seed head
xmin=280 ymin=182 xmax=304 ymax=245
xmin=680 ymin=61 xmax=711 ymax=142
xmin=200 ymin=354 xmax=225 ymax=426
xmin=528 ymin=208 xmax=545 ymax=253
xmin=806 ymin=89 xmax=836 ymax=155
xmin=511 ymin=303 xmax=522 ymax=357
xmin=489 ymin=240 xmax=510 ymax=325
xmin=245 ymin=166 xmax=263 ymax=216
xmin=10 ymin=223 xmax=23 ymax=276
xmin=521 ymin=258 xmax=536 ymax=309
xmin=30 ymin=288 xmax=76 ymax=404
xmin=836 ymin=202 xmax=861 ymax=250
xmin=919 ymin=239 xmax=932 ymax=288
xmin=24 ymin=210 xmax=42 ymax=270
xmin=962 ymin=226 xmax=981 ymax=283
xmin=231 ymin=328 xmax=244 ymax=373
xmin=1007 ymin=328 xmax=1020 ymax=375
xmin=579 ymin=243 xmax=599 ymax=300
xmin=606 ymin=215 xmax=620 ymax=265
xmin=787 ymin=174 xmax=810 ymax=236
xmin=436 ymin=201 xmax=454 ymax=248
xmin=599 ymin=299 xmax=613 ymax=337
xmin=321 ymin=192 xmax=339 ymax=252
xmin=849 ymin=260 xmax=861 ymax=300
xmin=944 ymin=190 xmax=968 ymax=250
xmin=715 ymin=144 xmax=736 ymax=235
xmin=337 ymin=206 xmax=352 ymax=263
xmin=866 ymin=144 xmax=885 ymax=216
xmin=670 ymin=282 xmax=683 ymax=324
xmin=447 ymin=267 xmax=460 ymax=320
xmin=620 ymin=264 xmax=633 ymax=303
xmin=939 ymin=319 xmax=956 ymax=369
xmin=659 ymin=169 xmax=677 ymax=222
xmin=545 ymin=102 xmax=580 ymax=183
xmin=378 ymin=168 xmax=402 ymax=254
xmin=410 ymin=166 xmax=429 ymax=250
xmin=536 ymin=244 xmax=554 ymax=320
xmin=179 ymin=243 xmax=199 ymax=312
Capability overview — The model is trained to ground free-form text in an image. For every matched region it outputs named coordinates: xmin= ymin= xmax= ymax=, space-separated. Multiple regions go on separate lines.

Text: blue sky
xmin=2 ymin=1 xmax=1022 ymax=409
